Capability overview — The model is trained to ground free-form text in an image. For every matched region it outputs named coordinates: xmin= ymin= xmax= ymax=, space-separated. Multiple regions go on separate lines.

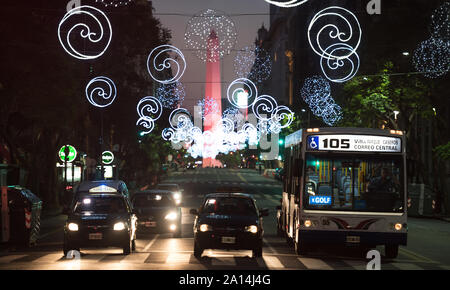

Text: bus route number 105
xmin=322 ymin=138 xmax=350 ymax=149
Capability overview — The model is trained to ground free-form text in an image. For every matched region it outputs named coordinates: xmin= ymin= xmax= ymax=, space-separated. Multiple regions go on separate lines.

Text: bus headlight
xmin=165 ymin=212 xmax=178 ymax=220
xmin=199 ymin=224 xmax=212 ymax=232
xmin=394 ymin=223 xmax=402 ymax=231
xmin=304 ymin=220 xmax=312 ymax=228
xmin=68 ymin=223 xmax=79 ymax=231
xmin=245 ymin=225 xmax=258 ymax=234
xmin=114 ymin=222 xmax=126 ymax=231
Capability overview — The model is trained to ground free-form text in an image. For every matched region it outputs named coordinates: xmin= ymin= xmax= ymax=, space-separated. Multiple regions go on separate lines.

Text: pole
xmin=1 ymin=165 xmax=9 ymax=242
xmin=100 ymin=109 xmax=104 ymax=180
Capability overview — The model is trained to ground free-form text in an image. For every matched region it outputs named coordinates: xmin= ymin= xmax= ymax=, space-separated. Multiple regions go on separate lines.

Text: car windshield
xmin=303 ymin=154 xmax=404 ymax=213
xmin=156 ymin=185 xmax=178 ymax=191
xmin=133 ymin=194 xmax=175 ymax=208
xmin=74 ymin=196 xmax=127 ymax=214
xmin=202 ymin=197 xmax=257 ymax=215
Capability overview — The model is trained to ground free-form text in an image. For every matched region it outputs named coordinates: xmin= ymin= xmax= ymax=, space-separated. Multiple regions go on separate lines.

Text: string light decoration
xmin=147 ymin=45 xmax=186 ymax=85
xmin=308 ymin=6 xmax=362 ymax=60
xmin=156 ymin=82 xmax=185 ymax=109
xmin=234 ymin=45 xmax=272 ymax=83
xmin=185 ymin=9 xmax=237 ymax=62
xmin=136 ymin=96 xmax=163 ymax=136
xmin=95 ymin=0 xmax=133 ymax=8
xmin=320 ymin=43 xmax=360 ymax=83
xmin=58 ymin=5 xmax=112 ymax=60
xmin=227 ymin=78 xmax=258 ymax=109
xmin=301 ymin=76 xmax=342 ymax=125
xmin=85 ymin=76 xmax=117 ymax=108
xmin=197 ymin=96 xmax=221 ymax=118
xmin=223 ymin=107 xmax=245 ymax=129
xmin=413 ymin=37 xmax=450 ymax=78
xmin=430 ymin=2 xmax=450 ymax=40
xmin=264 ymin=0 xmax=309 ymax=8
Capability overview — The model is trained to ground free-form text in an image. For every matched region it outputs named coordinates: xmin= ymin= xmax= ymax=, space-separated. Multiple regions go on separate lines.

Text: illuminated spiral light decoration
xmin=156 ymin=82 xmax=185 ymax=109
xmin=95 ymin=0 xmax=133 ymax=7
xmin=301 ymin=76 xmax=342 ymax=125
xmin=58 ymin=5 xmax=112 ymax=60
xmin=308 ymin=6 xmax=362 ymax=83
xmin=252 ymin=95 xmax=294 ymax=133
xmin=227 ymin=78 xmax=258 ymax=109
xmin=264 ymin=0 xmax=309 ymax=8
xmin=136 ymin=96 xmax=163 ymax=136
xmin=234 ymin=46 xmax=272 ymax=83
xmin=185 ymin=9 xmax=237 ymax=62
xmin=413 ymin=37 xmax=450 ymax=78
xmin=147 ymin=45 xmax=186 ymax=85
xmin=430 ymin=2 xmax=450 ymax=40
xmin=85 ymin=76 xmax=117 ymax=108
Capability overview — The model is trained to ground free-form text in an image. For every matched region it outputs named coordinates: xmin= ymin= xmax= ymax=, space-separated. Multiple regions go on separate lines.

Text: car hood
xmin=198 ymin=213 xmax=259 ymax=227
xmin=135 ymin=207 xmax=177 ymax=218
xmin=69 ymin=213 xmax=129 ymax=225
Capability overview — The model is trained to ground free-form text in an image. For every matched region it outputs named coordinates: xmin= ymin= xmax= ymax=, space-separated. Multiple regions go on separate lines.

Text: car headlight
xmin=165 ymin=212 xmax=178 ymax=220
xmin=113 ymin=222 xmax=126 ymax=231
xmin=68 ymin=223 xmax=79 ymax=231
xmin=199 ymin=224 xmax=212 ymax=232
xmin=173 ymin=192 xmax=182 ymax=200
xmin=245 ymin=225 xmax=258 ymax=234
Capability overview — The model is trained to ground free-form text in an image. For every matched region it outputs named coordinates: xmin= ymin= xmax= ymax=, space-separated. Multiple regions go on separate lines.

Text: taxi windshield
xmin=202 ymin=197 xmax=257 ymax=215
xmin=74 ymin=196 xmax=127 ymax=214
xmin=133 ymin=194 xmax=175 ymax=208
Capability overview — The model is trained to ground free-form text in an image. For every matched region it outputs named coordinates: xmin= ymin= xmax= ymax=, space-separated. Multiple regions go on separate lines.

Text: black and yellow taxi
xmin=190 ymin=193 xmax=269 ymax=258
xmin=63 ymin=193 xmax=137 ymax=255
xmin=132 ymin=190 xmax=182 ymax=238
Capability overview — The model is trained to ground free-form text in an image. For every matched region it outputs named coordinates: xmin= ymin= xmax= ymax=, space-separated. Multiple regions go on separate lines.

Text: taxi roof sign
xmin=89 ymin=185 xmax=118 ymax=193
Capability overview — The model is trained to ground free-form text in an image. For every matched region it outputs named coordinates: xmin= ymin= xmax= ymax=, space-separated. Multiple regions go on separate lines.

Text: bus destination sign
xmin=307 ymin=135 xmax=402 ymax=153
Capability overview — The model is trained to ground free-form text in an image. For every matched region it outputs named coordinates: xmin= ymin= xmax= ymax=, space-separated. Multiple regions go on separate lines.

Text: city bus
xmin=277 ymin=127 xmax=407 ymax=258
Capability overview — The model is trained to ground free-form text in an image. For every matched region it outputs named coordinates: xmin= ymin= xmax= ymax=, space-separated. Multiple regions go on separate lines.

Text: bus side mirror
xmin=293 ymin=159 xmax=303 ymax=177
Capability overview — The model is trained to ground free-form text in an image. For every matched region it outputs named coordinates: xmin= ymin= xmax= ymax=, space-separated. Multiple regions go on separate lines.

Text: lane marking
xmin=257 ymin=256 xmax=284 ymax=269
xmin=399 ymin=247 xmax=437 ymax=264
xmin=391 ymin=263 xmax=424 ymax=270
xmin=143 ymin=234 xmax=160 ymax=252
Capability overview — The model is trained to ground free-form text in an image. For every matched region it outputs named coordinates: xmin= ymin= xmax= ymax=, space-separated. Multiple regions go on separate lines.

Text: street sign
xmin=102 ymin=151 xmax=114 ymax=165
xmin=58 ymin=145 xmax=77 ymax=163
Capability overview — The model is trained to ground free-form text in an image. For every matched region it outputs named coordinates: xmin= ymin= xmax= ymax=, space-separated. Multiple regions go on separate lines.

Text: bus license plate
xmin=221 ymin=237 xmax=236 ymax=244
xmin=89 ymin=233 xmax=103 ymax=240
xmin=346 ymin=236 xmax=360 ymax=243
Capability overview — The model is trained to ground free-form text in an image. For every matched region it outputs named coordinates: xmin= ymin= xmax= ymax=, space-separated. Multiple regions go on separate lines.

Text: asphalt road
xmin=0 ymin=168 xmax=449 ymax=270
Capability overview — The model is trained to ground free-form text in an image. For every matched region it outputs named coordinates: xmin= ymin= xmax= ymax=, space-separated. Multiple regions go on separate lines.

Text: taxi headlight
xmin=68 ymin=223 xmax=79 ymax=231
xmin=113 ymin=222 xmax=126 ymax=231
xmin=245 ymin=225 xmax=258 ymax=234
xmin=199 ymin=224 xmax=212 ymax=232
xmin=165 ymin=212 xmax=178 ymax=220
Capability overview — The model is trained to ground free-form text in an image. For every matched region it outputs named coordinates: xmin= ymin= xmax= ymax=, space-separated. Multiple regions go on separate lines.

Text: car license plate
xmin=89 ymin=233 xmax=103 ymax=240
xmin=221 ymin=236 xmax=236 ymax=244
xmin=145 ymin=221 xmax=156 ymax=228
xmin=346 ymin=236 xmax=360 ymax=243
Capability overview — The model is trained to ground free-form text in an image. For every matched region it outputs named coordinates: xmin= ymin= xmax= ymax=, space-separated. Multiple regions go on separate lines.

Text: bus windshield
xmin=303 ymin=153 xmax=404 ymax=213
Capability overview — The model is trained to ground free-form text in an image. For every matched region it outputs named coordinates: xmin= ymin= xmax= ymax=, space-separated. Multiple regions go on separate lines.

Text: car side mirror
xmin=259 ymin=208 xmax=269 ymax=217
xmin=190 ymin=209 xmax=198 ymax=215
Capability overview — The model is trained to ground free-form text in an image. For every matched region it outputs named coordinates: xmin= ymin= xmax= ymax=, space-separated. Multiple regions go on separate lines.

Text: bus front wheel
xmin=385 ymin=244 xmax=399 ymax=259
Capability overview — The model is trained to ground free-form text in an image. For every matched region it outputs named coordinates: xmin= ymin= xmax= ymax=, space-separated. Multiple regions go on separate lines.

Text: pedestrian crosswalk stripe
xmin=166 ymin=253 xmax=191 ymax=264
xmin=33 ymin=253 xmax=63 ymax=263
xmin=439 ymin=265 xmax=450 ymax=270
xmin=391 ymin=263 xmax=424 ymax=270
xmin=343 ymin=259 xmax=366 ymax=270
xmin=258 ymin=256 xmax=284 ymax=269
xmin=298 ymin=257 xmax=333 ymax=270
xmin=120 ymin=253 xmax=149 ymax=264
xmin=211 ymin=257 xmax=237 ymax=266
xmin=0 ymin=254 xmax=27 ymax=263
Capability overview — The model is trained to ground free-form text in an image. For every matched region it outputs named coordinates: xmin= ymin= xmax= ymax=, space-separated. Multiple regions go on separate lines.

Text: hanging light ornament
xmin=234 ymin=45 xmax=272 ymax=83
xmin=95 ymin=0 xmax=133 ymax=8
xmin=227 ymin=78 xmax=258 ymax=109
xmin=147 ymin=45 xmax=186 ymax=85
xmin=430 ymin=2 xmax=450 ymax=40
xmin=264 ymin=0 xmax=309 ymax=8
xmin=85 ymin=76 xmax=117 ymax=108
xmin=413 ymin=37 xmax=450 ymax=78
xmin=58 ymin=5 xmax=112 ymax=60
xmin=156 ymin=82 xmax=185 ymax=109
xmin=185 ymin=9 xmax=237 ymax=62
xmin=136 ymin=96 xmax=163 ymax=136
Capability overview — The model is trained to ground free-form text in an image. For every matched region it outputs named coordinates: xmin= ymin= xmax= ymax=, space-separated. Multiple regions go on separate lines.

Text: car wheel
xmin=385 ymin=244 xmax=398 ymax=259
xmin=193 ymin=241 xmax=203 ymax=258
xmin=294 ymin=236 xmax=308 ymax=256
